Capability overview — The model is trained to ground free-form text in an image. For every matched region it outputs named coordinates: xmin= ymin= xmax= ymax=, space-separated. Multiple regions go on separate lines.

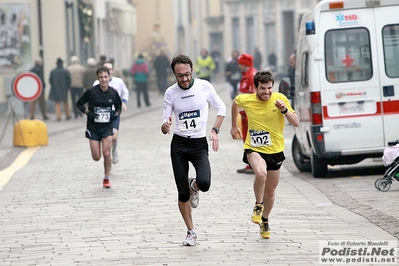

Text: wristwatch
xmin=212 ymin=127 xmax=220 ymax=134
xmin=281 ymin=108 xmax=288 ymax=114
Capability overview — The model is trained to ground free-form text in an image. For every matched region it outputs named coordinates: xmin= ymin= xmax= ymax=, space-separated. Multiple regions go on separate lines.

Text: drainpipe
xmin=37 ymin=0 xmax=43 ymax=59
xmin=37 ymin=0 xmax=47 ymax=111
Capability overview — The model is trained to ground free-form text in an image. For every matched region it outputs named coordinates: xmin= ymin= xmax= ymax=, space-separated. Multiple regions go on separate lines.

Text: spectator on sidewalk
xmin=225 ymin=50 xmax=241 ymax=100
xmin=68 ymin=55 xmax=85 ymax=119
xmin=268 ymin=52 xmax=277 ymax=69
xmin=288 ymin=52 xmax=296 ymax=108
xmin=153 ymin=49 xmax=170 ymax=95
xmin=236 ymin=53 xmax=257 ymax=174
xmin=130 ymin=53 xmax=151 ymax=108
xmin=83 ymin=58 xmax=98 ymax=90
xmin=29 ymin=57 xmax=49 ymax=120
xmin=194 ymin=48 xmax=215 ymax=82
xmin=49 ymin=58 xmax=71 ymax=121
xmin=253 ymin=47 xmax=262 ymax=70
xmin=109 ymin=58 xmax=126 ymax=83
xmin=98 ymin=55 xmax=107 ymax=66
xmin=210 ymin=45 xmax=221 ymax=77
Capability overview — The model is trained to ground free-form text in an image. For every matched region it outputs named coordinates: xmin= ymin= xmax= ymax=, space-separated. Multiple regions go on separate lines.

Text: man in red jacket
xmin=236 ymin=53 xmax=257 ymax=174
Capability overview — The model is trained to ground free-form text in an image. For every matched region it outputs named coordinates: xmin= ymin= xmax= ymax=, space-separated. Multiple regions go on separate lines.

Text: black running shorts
xmin=243 ymin=149 xmax=285 ymax=171
xmin=85 ymin=128 xmax=114 ymax=141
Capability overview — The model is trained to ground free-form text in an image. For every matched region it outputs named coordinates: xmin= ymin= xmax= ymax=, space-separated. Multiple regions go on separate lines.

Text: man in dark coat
xmin=49 ymin=58 xmax=71 ymax=121
xmin=225 ymin=50 xmax=241 ymax=100
xmin=29 ymin=57 xmax=49 ymax=120
xmin=153 ymin=50 xmax=170 ymax=94
xmin=83 ymin=57 xmax=98 ymax=89
xmin=253 ymin=47 xmax=262 ymax=70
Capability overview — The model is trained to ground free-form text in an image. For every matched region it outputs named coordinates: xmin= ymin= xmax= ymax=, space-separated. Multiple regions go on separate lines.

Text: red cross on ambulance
xmin=342 ymin=54 xmax=354 ymax=67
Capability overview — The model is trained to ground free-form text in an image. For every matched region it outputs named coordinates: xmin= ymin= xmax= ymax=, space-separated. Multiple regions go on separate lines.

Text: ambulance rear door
xmin=318 ymin=7 xmax=384 ymax=154
xmin=374 ymin=5 xmax=399 ymax=145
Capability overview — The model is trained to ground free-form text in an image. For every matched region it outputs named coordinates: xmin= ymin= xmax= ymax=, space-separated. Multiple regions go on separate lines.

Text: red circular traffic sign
xmin=12 ymin=72 xmax=43 ymax=102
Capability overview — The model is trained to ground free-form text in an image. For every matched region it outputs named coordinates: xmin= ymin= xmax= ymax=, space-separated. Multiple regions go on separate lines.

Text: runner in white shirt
xmin=161 ymin=54 xmax=226 ymax=246
xmin=93 ymin=61 xmax=129 ymax=164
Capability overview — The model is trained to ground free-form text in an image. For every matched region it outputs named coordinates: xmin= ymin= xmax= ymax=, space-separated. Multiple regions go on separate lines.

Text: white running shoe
xmin=189 ymin=177 xmax=199 ymax=208
xmin=112 ymin=149 xmax=119 ymax=164
xmin=183 ymin=230 xmax=197 ymax=246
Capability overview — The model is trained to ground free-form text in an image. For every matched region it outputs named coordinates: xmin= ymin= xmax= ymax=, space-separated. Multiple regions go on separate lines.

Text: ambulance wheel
xmin=378 ymin=179 xmax=391 ymax=192
xmin=292 ymin=135 xmax=311 ymax=172
xmin=311 ymin=151 xmax=328 ymax=178
xmin=374 ymin=178 xmax=383 ymax=190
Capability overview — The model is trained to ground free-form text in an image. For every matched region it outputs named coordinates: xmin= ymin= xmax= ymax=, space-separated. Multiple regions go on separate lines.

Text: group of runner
xmin=76 ymin=54 xmax=298 ymax=246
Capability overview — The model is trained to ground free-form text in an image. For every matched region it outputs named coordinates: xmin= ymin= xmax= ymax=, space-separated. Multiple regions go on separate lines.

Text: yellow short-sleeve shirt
xmin=235 ymin=92 xmax=294 ymax=154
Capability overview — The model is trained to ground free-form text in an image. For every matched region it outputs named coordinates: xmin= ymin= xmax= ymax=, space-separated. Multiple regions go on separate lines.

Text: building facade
xmin=0 ymin=0 xmax=136 ymax=109
xmin=172 ymin=0 xmax=319 ymax=74
xmin=133 ymin=0 xmax=174 ymax=61
xmin=0 ymin=0 xmax=321 ymax=110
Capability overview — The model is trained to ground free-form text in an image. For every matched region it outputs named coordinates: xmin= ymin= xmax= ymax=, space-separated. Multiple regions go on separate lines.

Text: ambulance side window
xmin=301 ymin=52 xmax=309 ymax=87
xmin=382 ymin=24 xmax=399 ymax=78
xmin=325 ymin=28 xmax=372 ymax=83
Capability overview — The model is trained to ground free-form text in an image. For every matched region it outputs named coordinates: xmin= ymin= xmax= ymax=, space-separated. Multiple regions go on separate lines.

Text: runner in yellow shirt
xmin=230 ymin=70 xmax=299 ymax=239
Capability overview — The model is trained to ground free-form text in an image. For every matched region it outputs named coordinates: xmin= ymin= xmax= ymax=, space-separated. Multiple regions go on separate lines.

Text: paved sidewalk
xmin=0 ymin=82 xmax=396 ymax=265
xmin=0 ymin=89 xmax=165 ymax=169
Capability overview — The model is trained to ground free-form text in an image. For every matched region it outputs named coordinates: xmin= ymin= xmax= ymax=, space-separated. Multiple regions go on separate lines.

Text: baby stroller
xmin=375 ymin=140 xmax=399 ymax=192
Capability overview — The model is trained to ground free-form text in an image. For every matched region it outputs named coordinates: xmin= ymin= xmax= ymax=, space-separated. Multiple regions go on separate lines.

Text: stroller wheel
xmin=374 ymin=178 xmax=383 ymax=190
xmin=378 ymin=179 xmax=391 ymax=192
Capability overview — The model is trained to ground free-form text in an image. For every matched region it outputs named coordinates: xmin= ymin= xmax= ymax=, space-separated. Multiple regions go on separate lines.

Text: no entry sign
xmin=12 ymin=72 xmax=43 ymax=102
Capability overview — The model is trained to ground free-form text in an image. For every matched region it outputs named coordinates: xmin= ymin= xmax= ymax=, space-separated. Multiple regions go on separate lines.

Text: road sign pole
xmin=0 ymin=99 xmax=20 ymax=148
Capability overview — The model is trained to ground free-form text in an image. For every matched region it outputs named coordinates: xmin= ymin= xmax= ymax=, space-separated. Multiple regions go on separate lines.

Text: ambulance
xmin=292 ymin=0 xmax=399 ymax=177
